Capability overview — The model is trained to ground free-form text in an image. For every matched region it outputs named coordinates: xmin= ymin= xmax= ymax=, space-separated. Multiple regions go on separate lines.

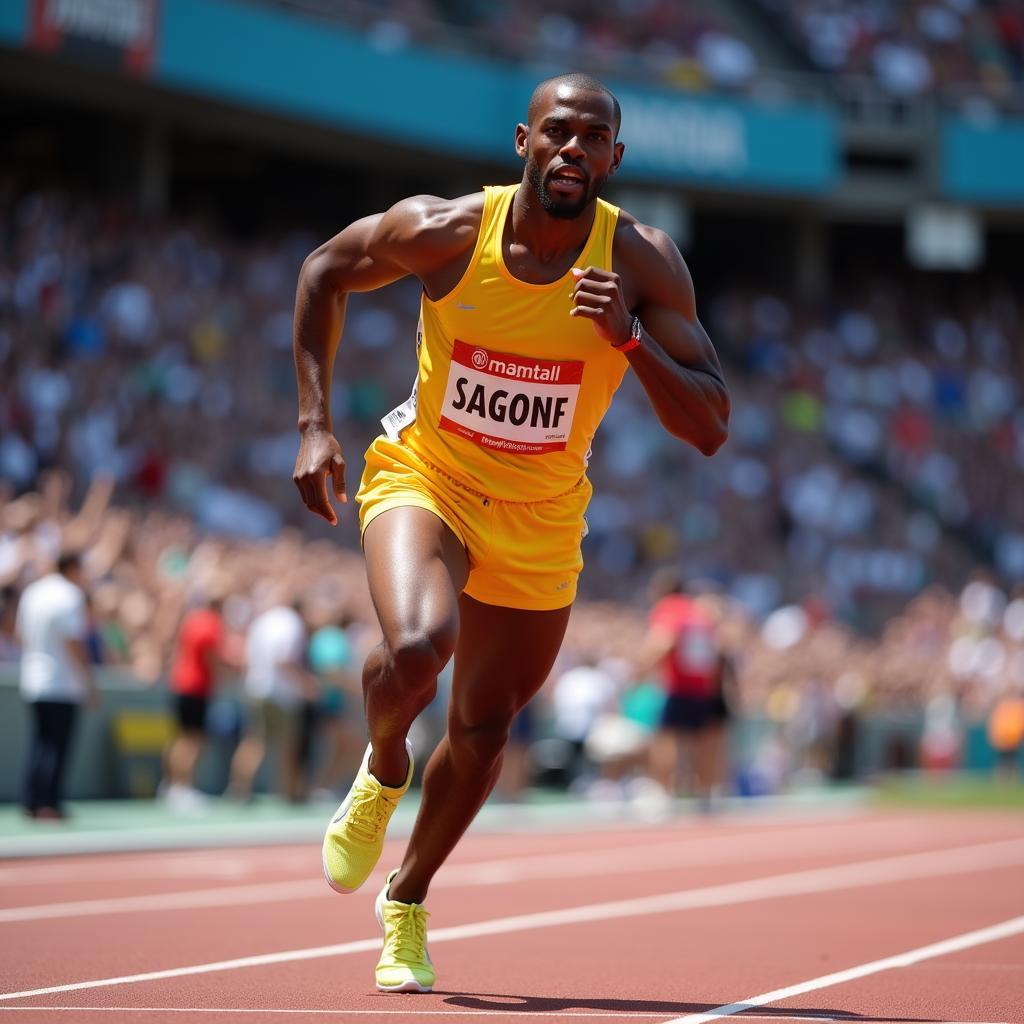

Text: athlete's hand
xmin=570 ymin=267 xmax=632 ymax=347
xmin=293 ymin=428 xmax=347 ymax=526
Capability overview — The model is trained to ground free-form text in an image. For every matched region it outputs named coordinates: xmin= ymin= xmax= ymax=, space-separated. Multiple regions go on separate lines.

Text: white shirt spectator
xmin=550 ymin=664 xmax=618 ymax=745
xmin=17 ymin=573 xmax=88 ymax=702
xmin=244 ymin=606 xmax=307 ymax=710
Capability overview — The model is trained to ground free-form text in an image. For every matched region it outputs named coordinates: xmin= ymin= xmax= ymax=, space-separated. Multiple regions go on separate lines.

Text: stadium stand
xmin=266 ymin=0 xmax=1024 ymax=101
xmin=3 ymin=184 xmax=1021 ymax=625
xmin=1 ymin=0 xmax=1023 ymax=794
xmin=755 ymin=0 xmax=1024 ymax=98
xmin=267 ymin=0 xmax=761 ymax=90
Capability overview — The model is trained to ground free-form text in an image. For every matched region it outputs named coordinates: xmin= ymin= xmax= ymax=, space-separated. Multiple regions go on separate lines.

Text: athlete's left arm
xmin=572 ymin=225 xmax=729 ymax=455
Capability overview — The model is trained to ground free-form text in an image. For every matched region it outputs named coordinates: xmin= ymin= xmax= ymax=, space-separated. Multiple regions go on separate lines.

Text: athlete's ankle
xmin=386 ymin=871 xmax=427 ymax=906
xmin=368 ymin=744 xmax=411 ymax=789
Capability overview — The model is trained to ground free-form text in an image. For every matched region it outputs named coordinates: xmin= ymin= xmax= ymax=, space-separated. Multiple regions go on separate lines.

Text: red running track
xmin=0 ymin=808 xmax=1022 ymax=1024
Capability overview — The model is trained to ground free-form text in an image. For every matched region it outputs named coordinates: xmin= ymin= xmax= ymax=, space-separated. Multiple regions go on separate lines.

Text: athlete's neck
xmin=509 ymin=185 xmax=597 ymax=265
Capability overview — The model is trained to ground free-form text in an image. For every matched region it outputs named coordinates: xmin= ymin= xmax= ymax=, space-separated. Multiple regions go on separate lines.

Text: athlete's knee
xmin=449 ymin=712 xmax=514 ymax=770
xmin=386 ymin=625 xmax=456 ymax=693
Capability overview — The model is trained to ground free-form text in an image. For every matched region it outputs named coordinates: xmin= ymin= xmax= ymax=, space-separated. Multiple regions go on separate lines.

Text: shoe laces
xmin=384 ymin=901 xmax=429 ymax=963
xmin=346 ymin=786 xmax=397 ymax=844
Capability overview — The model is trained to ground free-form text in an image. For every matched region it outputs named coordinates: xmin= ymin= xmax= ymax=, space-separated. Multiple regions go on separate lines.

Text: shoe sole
xmin=374 ymin=876 xmax=433 ymax=994
xmin=322 ymin=781 xmax=361 ymax=893
xmin=376 ymin=979 xmax=432 ymax=993
xmin=321 ymin=845 xmax=359 ymax=894
xmin=321 ymin=740 xmax=414 ymax=896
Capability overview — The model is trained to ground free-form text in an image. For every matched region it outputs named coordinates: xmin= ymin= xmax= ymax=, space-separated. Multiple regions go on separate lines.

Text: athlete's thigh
xmin=362 ymin=506 xmax=470 ymax=643
xmin=450 ymin=594 xmax=571 ymax=722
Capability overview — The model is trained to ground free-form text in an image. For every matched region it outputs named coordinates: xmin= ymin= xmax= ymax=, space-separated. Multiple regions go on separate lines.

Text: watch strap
xmin=613 ymin=315 xmax=642 ymax=353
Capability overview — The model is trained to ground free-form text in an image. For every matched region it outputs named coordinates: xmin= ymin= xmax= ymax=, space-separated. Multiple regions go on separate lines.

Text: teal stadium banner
xmin=941 ymin=115 xmax=1024 ymax=205
xmin=0 ymin=0 xmax=26 ymax=42
xmin=2 ymin=0 xmax=838 ymax=193
xmin=158 ymin=0 xmax=839 ymax=193
xmin=613 ymin=86 xmax=837 ymax=192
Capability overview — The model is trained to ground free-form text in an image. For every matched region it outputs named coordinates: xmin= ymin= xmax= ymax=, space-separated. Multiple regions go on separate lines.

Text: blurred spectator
xmin=582 ymin=711 xmax=658 ymax=805
xmin=641 ymin=570 xmax=728 ymax=802
xmin=987 ymin=689 xmax=1024 ymax=778
xmin=306 ymin=607 xmax=363 ymax=799
xmin=163 ymin=588 xmax=234 ymax=811
xmin=228 ymin=598 xmax=316 ymax=802
xmin=920 ymin=687 xmax=962 ymax=771
xmin=548 ymin=655 xmax=621 ymax=787
xmin=0 ymin=584 xmax=18 ymax=660
xmin=16 ymin=551 xmax=101 ymax=819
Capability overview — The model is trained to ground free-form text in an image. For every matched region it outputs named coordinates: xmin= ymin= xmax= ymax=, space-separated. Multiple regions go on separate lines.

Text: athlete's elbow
xmin=695 ymin=394 xmax=730 ymax=456
xmin=299 ymin=248 xmax=346 ymax=297
xmin=666 ymin=417 xmax=727 ymax=456
xmin=696 ymin=427 xmax=727 ymax=457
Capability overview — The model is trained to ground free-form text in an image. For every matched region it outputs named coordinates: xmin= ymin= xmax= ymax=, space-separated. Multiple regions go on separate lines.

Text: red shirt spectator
xmin=170 ymin=607 xmax=224 ymax=698
xmin=649 ymin=594 xmax=718 ymax=698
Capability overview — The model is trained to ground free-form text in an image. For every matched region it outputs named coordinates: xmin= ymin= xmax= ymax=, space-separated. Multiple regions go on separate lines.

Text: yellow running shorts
xmin=355 ymin=436 xmax=591 ymax=611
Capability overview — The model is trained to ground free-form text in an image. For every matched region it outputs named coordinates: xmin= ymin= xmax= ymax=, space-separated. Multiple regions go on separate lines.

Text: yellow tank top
xmin=382 ymin=184 xmax=628 ymax=503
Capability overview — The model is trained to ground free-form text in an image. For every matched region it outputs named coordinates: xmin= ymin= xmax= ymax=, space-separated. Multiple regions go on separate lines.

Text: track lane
xmin=3 ymin=826 xmax=1023 ymax=989
xmin=3 ymin=810 xmax=1022 ymax=914
xmin=3 ymin=852 xmax=1023 ymax=1019
xmin=2 ymin=811 xmax=1022 ymax=1023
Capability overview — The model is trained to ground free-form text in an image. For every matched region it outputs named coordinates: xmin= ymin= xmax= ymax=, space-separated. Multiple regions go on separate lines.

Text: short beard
xmin=526 ymin=155 xmax=600 ymax=221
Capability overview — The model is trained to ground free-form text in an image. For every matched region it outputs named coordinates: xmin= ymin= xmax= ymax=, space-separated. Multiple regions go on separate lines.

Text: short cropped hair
xmin=528 ymin=73 xmax=621 ymax=135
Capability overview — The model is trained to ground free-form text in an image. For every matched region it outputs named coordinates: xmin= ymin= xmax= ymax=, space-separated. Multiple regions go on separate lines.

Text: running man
xmin=292 ymin=72 xmax=729 ymax=992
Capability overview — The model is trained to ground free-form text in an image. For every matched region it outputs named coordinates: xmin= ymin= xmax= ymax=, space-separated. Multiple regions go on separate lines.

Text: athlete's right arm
xmin=292 ymin=196 xmax=476 ymax=525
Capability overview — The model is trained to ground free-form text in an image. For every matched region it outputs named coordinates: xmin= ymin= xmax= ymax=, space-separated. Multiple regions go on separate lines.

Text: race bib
xmin=439 ymin=341 xmax=582 ymax=455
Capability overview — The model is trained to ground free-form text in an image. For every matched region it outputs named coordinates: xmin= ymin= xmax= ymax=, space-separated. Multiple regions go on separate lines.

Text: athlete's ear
xmin=609 ymin=141 xmax=625 ymax=176
xmin=515 ymin=122 xmax=529 ymax=159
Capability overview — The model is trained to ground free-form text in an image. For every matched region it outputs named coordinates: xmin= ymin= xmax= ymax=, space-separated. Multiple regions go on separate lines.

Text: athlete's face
xmin=518 ymin=87 xmax=624 ymax=221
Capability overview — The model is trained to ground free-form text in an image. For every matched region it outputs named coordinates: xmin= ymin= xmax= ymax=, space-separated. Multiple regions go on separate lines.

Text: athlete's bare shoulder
xmin=374 ymin=192 xmax=484 ymax=273
xmin=301 ymin=193 xmax=486 ymax=296
xmin=611 ymin=207 xmax=694 ymax=315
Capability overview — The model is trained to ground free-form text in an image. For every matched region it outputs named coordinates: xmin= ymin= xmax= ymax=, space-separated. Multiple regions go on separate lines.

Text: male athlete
xmin=292 ymin=73 xmax=729 ymax=992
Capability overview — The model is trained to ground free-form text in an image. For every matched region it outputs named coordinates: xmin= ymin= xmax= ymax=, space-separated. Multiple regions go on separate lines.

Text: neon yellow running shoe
xmin=375 ymin=868 xmax=434 ymax=993
xmin=321 ymin=740 xmax=413 ymax=894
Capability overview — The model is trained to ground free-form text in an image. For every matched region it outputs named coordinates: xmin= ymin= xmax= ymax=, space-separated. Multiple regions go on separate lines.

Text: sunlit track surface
xmin=1 ymin=809 xmax=1022 ymax=1024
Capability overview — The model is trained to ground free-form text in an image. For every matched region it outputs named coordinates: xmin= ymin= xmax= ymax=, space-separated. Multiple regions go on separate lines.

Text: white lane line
xmin=2 ymin=837 xmax=1022 ymax=1004
xmin=0 ymin=1010 xmax=663 ymax=1020
xmin=0 ymin=1011 xmax=1011 ymax=1024
xmin=667 ymin=914 xmax=1024 ymax=1023
xmin=0 ymin=820 xmax=983 ymax=925
xmin=0 ymin=879 xmax=326 ymax=924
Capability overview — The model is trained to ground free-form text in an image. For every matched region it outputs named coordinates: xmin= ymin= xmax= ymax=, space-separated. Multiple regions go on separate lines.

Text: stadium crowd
xmin=273 ymin=0 xmax=1024 ymax=99
xmin=2 ymin=183 xmax=1023 ymax=629
xmin=2 ymin=464 xmax=1022 ymax=806
xmin=759 ymin=0 xmax=1024 ymax=97
xmin=2 ymin=179 xmax=1023 ymax=805
xmin=273 ymin=0 xmax=760 ymax=90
